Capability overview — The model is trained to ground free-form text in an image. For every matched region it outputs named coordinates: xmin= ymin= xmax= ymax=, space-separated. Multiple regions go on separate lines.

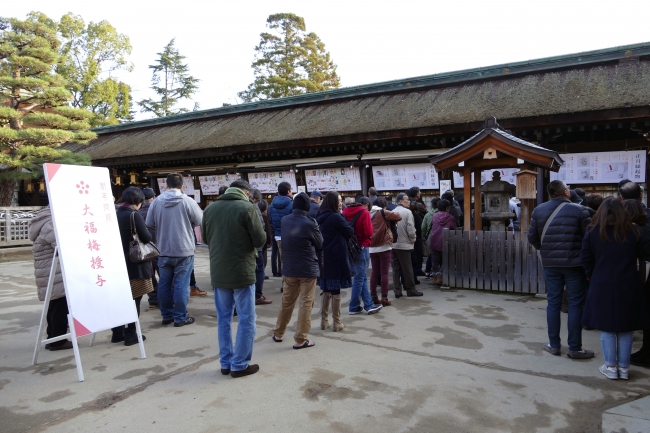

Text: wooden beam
xmin=474 ymin=170 xmax=482 ymax=231
xmin=463 ymin=166 xmax=471 ymax=229
xmin=466 ymin=158 xmax=519 ymax=169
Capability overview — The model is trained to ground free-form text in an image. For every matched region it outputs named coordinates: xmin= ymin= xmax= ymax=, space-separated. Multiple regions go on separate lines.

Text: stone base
xmin=602 ymin=395 xmax=650 ymax=433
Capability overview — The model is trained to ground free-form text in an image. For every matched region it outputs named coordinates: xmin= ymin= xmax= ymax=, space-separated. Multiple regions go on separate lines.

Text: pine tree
xmin=138 ymin=39 xmax=199 ymax=117
xmin=0 ymin=13 xmax=95 ymax=206
xmin=238 ymin=13 xmax=340 ymax=102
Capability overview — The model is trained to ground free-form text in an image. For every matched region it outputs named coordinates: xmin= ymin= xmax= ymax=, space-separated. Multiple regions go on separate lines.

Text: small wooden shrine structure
xmin=429 ymin=116 xmax=564 ymax=293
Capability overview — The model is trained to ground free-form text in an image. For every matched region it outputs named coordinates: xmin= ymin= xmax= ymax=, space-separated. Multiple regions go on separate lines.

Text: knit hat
xmin=310 ymin=190 xmax=323 ymax=198
xmin=293 ymin=193 xmax=311 ymax=212
xmin=143 ymin=187 xmax=155 ymax=199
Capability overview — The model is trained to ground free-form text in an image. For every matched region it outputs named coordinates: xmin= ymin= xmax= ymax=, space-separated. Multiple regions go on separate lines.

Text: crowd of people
xmin=29 ymin=173 xmax=649 ymax=381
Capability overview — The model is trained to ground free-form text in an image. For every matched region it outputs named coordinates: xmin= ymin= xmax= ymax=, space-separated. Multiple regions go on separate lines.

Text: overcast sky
xmin=4 ymin=0 xmax=650 ymax=120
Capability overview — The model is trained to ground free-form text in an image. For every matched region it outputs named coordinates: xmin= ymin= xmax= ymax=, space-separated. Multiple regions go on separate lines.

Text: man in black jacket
xmin=528 ymin=180 xmax=594 ymax=359
xmin=272 ymin=193 xmax=323 ymax=349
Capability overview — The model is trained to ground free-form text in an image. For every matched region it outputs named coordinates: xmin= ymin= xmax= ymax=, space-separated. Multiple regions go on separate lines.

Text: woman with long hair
xmin=315 ymin=191 xmax=355 ymax=331
xmin=581 ymin=197 xmax=650 ymax=379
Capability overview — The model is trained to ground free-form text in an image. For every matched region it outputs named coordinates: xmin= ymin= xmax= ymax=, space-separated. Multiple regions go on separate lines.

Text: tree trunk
xmin=0 ymin=179 xmax=17 ymax=207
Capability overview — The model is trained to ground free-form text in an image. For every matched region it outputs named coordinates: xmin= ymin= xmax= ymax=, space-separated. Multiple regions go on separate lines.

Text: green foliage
xmin=0 ymin=13 xmax=95 ymax=202
xmin=57 ymin=13 xmax=134 ymax=126
xmin=138 ymin=39 xmax=199 ymax=117
xmin=238 ymin=13 xmax=340 ymax=102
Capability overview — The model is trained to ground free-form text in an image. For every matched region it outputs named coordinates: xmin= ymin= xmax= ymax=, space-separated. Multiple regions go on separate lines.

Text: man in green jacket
xmin=202 ymin=180 xmax=266 ymax=378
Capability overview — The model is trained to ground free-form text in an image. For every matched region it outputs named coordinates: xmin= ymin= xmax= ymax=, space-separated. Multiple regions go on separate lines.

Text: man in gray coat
xmin=146 ymin=173 xmax=203 ymax=327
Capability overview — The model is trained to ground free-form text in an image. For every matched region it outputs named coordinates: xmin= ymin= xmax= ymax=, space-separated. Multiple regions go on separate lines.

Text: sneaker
xmin=230 ymin=364 xmax=259 ymax=378
xmin=599 ymin=364 xmax=618 ymax=380
xmin=174 ymin=317 xmax=195 ymax=327
xmin=424 ymin=272 xmax=432 ymax=280
xmin=543 ymin=343 xmax=561 ymax=356
xmin=618 ymin=367 xmax=629 ymax=380
xmin=349 ymin=306 xmax=364 ymax=315
xmin=367 ymin=305 xmax=383 ymax=315
xmin=161 ymin=319 xmax=174 ymax=325
xmin=567 ymin=349 xmax=595 ymax=359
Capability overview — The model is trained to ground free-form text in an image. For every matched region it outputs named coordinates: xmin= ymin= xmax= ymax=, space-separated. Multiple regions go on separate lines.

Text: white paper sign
xmin=198 ymin=174 xmax=241 ymax=195
xmin=440 ymin=180 xmax=452 ymax=193
xmin=44 ymin=164 xmax=138 ymax=337
xmin=157 ymin=178 xmax=168 ymax=194
xmin=248 ymin=171 xmax=297 ymax=194
xmin=157 ymin=176 xmax=197 ymax=195
xmin=550 ymin=151 xmax=646 ymax=184
xmin=372 ymin=163 xmax=439 ymax=191
xmin=305 ymin=167 xmax=362 ymax=191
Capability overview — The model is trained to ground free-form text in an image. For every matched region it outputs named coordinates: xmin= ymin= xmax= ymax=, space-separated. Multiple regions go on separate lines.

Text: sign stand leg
xmin=135 ymin=319 xmax=146 ymax=359
xmin=33 ymin=248 xmax=59 ymax=365
xmin=67 ymin=312 xmax=84 ymax=382
xmin=89 ymin=333 xmax=95 ymax=347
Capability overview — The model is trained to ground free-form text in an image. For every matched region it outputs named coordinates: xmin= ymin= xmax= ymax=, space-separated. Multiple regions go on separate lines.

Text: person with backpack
xmin=369 ymin=197 xmax=402 ymax=306
xmin=528 ymin=180 xmax=594 ymax=359
xmin=316 ymin=191 xmax=355 ymax=331
xmin=343 ymin=196 xmax=382 ymax=315
xmin=429 ymin=199 xmax=457 ymax=285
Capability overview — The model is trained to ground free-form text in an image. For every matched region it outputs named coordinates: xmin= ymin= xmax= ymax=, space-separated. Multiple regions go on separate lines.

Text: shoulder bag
xmin=347 ymin=211 xmax=363 ymax=261
xmin=382 ymin=209 xmax=399 ymax=243
xmin=129 ymin=212 xmax=160 ymax=263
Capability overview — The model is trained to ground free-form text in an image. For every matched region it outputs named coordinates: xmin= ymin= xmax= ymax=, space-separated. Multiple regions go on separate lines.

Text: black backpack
xmin=347 ymin=212 xmax=363 ymax=261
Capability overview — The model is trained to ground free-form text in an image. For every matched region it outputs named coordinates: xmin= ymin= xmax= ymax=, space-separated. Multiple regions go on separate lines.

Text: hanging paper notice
xmin=248 ymin=171 xmax=297 ymax=194
xmin=305 ymin=167 xmax=361 ymax=192
xmin=372 ymin=163 xmax=439 ymax=191
xmin=156 ymin=176 xmax=196 ymax=195
xmin=157 ymin=178 xmax=168 ymax=194
xmin=440 ymin=180 xmax=451 ymax=193
xmin=44 ymin=164 xmax=138 ymax=337
xmin=550 ymin=151 xmax=646 ymax=184
xmin=198 ymin=174 xmax=242 ymax=195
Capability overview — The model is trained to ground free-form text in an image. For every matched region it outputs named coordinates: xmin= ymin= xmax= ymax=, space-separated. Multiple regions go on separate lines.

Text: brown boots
xmin=320 ymin=292 xmax=344 ymax=332
xmin=331 ymin=294 xmax=344 ymax=332
xmin=432 ymin=274 xmax=443 ymax=285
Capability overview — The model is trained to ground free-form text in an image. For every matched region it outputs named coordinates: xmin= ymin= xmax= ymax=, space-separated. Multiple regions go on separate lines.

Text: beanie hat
xmin=143 ymin=187 xmax=155 ymax=199
xmin=293 ymin=193 xmax=311 ymax=212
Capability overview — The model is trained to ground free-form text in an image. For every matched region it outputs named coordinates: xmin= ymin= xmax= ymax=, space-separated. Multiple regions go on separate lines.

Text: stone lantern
xmin=479 ymin=171 xmax=516 ymax=232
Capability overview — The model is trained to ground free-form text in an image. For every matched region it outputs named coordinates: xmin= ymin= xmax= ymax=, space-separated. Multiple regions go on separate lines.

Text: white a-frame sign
xmin=32 ymin=163 xmax=145 ymax=381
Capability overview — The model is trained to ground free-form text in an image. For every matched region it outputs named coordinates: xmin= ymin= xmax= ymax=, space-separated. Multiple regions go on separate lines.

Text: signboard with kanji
xmin=44 ymin=164 xmax=138 ymax=337
xmin=550 ymin=151 xmax=646 ymax=184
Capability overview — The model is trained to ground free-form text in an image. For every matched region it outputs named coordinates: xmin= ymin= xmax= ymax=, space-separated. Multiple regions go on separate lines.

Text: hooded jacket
xmin=145 ymin=189 xmax=203 ymax=257
xmin=202 ymin=187 xmax=267 ymax=289
xmin=29 ymin=207 xmax=65 ymax=301
xmin=390 ymin=205 xmax=417 ymax=250
xmin=369 ymin=206 xmax=402 ymax=249
xmin=430 ymin=211 xmax=457 ymax=251
xmin=342 ymin=203 xmax=373 ymax=248
xmin=269 ymin=195 xmax=293 ymax=238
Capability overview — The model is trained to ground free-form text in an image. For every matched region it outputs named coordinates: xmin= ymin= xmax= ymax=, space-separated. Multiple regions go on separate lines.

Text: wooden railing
xmin=441 ymin=229 xmax=546 ymax=294
xmin=0 ymin=207 xmax=44 ymax=247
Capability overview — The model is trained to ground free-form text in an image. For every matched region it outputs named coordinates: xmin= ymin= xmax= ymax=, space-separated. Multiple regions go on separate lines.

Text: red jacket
xmin=342 ymin=204 xmax=374 ymax=247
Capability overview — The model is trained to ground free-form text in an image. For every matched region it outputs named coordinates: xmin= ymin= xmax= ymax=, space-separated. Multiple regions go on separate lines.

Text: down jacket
xmin=527 ymin=197 xmax=592 ymax=267
xmin=269 ymin=195 xmax=293 ymax=238
xmin=280 ymin=209 xmax=323 ymax=278
xmin=29 ymin=207 xmax=65 ymax=302
xmin=390 ymin=205 xmax=417 ymax=250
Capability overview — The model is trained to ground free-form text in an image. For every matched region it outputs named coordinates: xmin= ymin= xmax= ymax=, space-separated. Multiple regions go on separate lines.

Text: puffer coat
xmin=527 ymin=198 xmax=592 ymax=267
xmin=29 ymin=207 xmax=65 ymax=302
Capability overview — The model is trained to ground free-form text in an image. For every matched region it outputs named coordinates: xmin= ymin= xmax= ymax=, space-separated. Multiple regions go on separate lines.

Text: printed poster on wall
xmin=305 ymin=167 xmax=361 ymax=191
xmin=372 ymin=163 xmax=439 ymax=191
xmin=44 ymin=164 xmax=138 ymax=336
xmin=248 ymin=171 xmax=297 ymax=194
xmin=198 ymin=174 xmax=242 ymax=195
xmin=550 ymin=151 xmax=646 ymax=184
xmin=440 ymin=180 xmax=451 ymax=193
xmin=453 ymin=168 xmax=519 ymax=189
xmin=157 ymin=175 xmax=196 ymax=195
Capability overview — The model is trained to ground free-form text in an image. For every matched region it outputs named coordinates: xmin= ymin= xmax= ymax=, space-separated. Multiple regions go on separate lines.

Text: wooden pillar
xmin=463 ymin=166 xmax=471 ymax=229
xmin=473 ymin=170 xmax=482 ymax=231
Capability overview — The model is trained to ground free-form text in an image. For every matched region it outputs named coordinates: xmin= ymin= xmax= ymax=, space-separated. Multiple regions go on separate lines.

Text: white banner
xmin=248 ymin=171 xmax=297 ymax=194
xmin=198 ymin=174 xmax=241 ymax=195
xmin=44 ymin=164 xmax=138 ymax=337
xmin=372 ymin=163 xmax=439 ymax=191
xmin=305 ymin=167 xmax=361 ymax=191
xmin=550 ymin=151 xmax=646 ymax=184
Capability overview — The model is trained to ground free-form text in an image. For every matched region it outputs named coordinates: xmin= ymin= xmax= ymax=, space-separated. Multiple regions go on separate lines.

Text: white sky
xmin=4 ymin=0 xmax=650 ymax=120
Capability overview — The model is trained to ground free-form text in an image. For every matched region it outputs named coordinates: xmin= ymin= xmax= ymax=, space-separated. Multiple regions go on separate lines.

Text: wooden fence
xmin=0 ymin=207 xmax=44 ymax=247
xmin=441 ymin=229 xmax=546 ymax=294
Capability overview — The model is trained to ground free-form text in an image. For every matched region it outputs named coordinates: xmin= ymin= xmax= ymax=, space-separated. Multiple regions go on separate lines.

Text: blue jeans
xmin=255 ymin=251 xmax=265 ymax=299
xmin=214 ymin=284 xmax=256 ymax=372
xmin=601 ymin=332 xmax=633 ymax=368
xmin=349 ymin=247 xmax=376 ymax=312
xmin=157 ymin=256 xmax=194 ymax=323
xmin=543 ymin=266 xmax=587 ymax=352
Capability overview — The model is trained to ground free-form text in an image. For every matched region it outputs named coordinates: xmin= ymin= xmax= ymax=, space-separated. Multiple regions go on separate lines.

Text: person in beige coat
xmin=390 ymin=193 xmax=422 ymax=297
xmin=29 ymin=207 xmax=71 ymax=350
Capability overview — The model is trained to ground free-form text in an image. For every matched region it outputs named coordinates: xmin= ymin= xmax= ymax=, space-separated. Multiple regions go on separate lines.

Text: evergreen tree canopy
xmin=57 ymin=13 xmax=134 ymax=126
xmin=138 ymin=39 xmax=199 ymax=117
xmin=0 ymin=13 xmax=94 ymax=205
xmin=238 ymin=13 xmax=340 ymax=102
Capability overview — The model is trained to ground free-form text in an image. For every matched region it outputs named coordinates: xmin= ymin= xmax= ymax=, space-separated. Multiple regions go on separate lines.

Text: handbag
xmin=129 ymin=212 xmax=160 ymax=263
xmin=381 ymin=209 xmax=399 ymax=243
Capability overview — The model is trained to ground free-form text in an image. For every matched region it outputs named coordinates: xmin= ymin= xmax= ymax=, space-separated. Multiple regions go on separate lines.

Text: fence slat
xmin=448 ymin=229 xmax=456 ymax=288
xmin=514 ymin=232 xmax=522 ymax=293
xmin=469 ymin=231 xmax=477 ymax=289
xmin=442 ymin=229 xmax=449 ymax=286
xmin=506 ymin=232 xmax=514 ymax=292
xmin=462 ymin=230 xmax=470 ymax=289
xmin=476 ymin=230 xmax=484 ymax=290
xmin=497 ymin=231 xmax=506 ymax=291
